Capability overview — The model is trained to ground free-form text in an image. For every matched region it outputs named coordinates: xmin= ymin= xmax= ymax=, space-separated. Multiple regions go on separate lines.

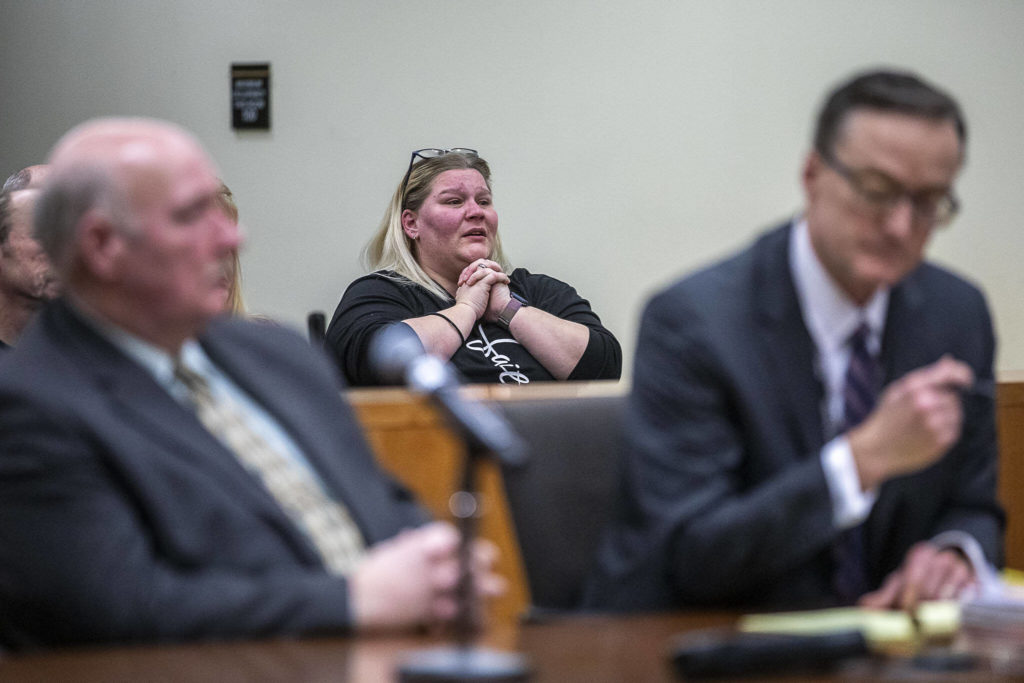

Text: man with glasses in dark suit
xmin=589 ymin=69 xmax=1002 ymax=612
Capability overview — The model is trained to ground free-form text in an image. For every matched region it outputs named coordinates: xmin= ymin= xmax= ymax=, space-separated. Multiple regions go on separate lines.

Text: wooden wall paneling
xmin=998 ymin=378 xmax=1024 ymax=570
xmin=349 ymin=389 xmax=530 ymax=624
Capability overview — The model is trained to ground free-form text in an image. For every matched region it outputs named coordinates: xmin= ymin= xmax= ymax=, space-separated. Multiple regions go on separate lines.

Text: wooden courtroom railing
xmin=998 ymin=371 xmax=1024 ymax=570
xmin=348 ymin=381 xmax=621 ymax=623
xmin=350 ymin=386 xmax=531 ymax=623
xmin=350 ymin=375 xmax=1024 ymax=622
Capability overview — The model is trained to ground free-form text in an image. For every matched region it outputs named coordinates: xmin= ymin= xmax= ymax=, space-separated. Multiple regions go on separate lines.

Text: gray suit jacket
xmin=586 ymin=223 xmax=1003 ymax=610
xmin=0 ymin=299 xmax=427 ymax=648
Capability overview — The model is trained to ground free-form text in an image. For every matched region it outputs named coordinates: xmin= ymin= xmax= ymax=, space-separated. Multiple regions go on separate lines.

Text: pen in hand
xmin=955 ymin=378 xmax=995 ymax=401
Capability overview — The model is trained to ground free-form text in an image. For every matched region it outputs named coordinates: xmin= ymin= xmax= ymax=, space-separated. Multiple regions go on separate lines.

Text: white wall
xmin=3 ymin=1 xmax=1023 ymax=378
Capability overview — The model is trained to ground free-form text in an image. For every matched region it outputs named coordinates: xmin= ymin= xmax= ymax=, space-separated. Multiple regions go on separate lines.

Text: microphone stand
xmin=397 ymin=414 xmax=531 ymax=682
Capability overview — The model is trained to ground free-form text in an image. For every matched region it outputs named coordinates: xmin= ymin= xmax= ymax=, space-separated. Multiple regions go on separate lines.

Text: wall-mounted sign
xmin=231 ymin=63 xmax=270 ymax=130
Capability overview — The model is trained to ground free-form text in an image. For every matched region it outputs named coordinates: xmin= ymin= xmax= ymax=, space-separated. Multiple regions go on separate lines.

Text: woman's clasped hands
xmin=454 ymin=258 xmax=512 ymax=323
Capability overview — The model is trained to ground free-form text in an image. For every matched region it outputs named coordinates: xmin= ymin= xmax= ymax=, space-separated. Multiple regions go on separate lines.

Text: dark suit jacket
xmin=586 ymin=223 xmax=1003 ymax=610
xmin=0 ymin=299 xmax=427 ymax=649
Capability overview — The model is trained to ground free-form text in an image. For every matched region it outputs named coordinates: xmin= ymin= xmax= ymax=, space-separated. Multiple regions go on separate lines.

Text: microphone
xmin=370 ymin=323 xmax=526 ymax=467
xmin=307 ymin=311 xmax=326 ymax=347
xmin=375 ymin=322 xmax=533 ymax=681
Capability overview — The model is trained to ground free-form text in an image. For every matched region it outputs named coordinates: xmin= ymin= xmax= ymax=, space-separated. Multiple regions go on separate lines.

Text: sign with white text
xmin=231 ymin=63 xmax=270 ymax=130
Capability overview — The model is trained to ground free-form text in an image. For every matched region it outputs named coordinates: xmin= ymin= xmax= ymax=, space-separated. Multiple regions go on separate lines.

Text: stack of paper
xmin=962 ymin=583 xmax=1024 ymax=636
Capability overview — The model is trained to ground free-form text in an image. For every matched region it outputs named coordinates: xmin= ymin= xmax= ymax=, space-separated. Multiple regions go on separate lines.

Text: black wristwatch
xmin=497 ymin=293 xmax=528 ymax=330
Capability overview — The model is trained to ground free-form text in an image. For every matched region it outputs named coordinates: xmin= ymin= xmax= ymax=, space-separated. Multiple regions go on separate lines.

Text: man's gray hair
xmin=2 ymin=168 xmax=33 ymax=193
xmin=0 ymin=189 xmax=15 ymax=246
xmin=33 ymin=165 xmax=117 ymax=272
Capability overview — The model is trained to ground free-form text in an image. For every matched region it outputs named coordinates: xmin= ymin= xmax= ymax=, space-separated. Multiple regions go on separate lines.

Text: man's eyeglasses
xmin=401 ymin=148 xmax=478 ymax=198
xmin=820 ymin=151 xmax=960 ymax=227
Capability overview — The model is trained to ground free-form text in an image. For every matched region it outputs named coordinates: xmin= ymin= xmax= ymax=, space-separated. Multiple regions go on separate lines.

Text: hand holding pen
xmin=849 ymin=355 xmax=974 ymax=491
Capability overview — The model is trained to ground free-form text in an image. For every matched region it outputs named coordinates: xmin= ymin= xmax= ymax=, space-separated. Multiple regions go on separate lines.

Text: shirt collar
xmin=790 ymin=218 xmax=889 ymax=355
xmin=67 ymin=299 xmax=202 ymax=391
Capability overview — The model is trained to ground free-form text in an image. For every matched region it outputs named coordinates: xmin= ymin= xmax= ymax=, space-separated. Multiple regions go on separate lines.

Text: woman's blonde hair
xmin=364 ymin=152 xmax=510 ymax=301
xmin=215 ymin=182 xmax=246 ymax=315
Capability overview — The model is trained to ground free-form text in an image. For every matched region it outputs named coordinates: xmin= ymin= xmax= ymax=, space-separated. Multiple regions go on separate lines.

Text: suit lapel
xmin=752 ymin=224 xmax=827 ymax=457
xmin=199 ymin=327 xmax=381 ymax=539
xmin=106 ymin=369 xmax=272 ymax=506
xmin=880 ymin=272 xmax=934 ymax=383
xmin=50 ymin=302 xmax=322 ymax=562
xmin=864 ymin=269 xmax=935 ymax=578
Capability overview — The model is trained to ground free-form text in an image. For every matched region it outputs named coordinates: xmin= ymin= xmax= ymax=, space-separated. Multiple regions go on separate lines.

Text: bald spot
xmin=48 ymin=118 xmax=213 ymax=218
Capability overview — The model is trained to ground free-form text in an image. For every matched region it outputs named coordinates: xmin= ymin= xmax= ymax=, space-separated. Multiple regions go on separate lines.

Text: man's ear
xmin=801 ymin=150 xmax=824 ymax=202
xmin=77 ymin=211 xmax=126 ymax=281
xmin=401 ymin=209 xmax=419 ymax=240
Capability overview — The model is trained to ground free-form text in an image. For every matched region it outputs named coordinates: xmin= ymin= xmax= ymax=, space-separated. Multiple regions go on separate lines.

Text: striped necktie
xmin=174 ymin=361 xmax=365 ymax=575
xmin=843 ymin=324 xmax=881 ymax=428
xmin=833 ymin=323 xmax=882 ymax=603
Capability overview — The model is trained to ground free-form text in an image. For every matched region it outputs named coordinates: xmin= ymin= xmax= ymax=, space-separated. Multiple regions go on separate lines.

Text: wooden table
xmin=3 ymin=612 xmax=1023 ymax=682
xmin=6 ymin=379 xmax=1023 ymax=680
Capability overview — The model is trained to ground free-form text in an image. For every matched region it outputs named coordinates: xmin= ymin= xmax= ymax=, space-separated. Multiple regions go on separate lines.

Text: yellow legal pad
xmin=739 ymin=601 xmax=960 ymax=648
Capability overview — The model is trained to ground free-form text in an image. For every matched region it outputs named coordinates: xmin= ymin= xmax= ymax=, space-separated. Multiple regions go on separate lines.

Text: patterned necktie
xmin=843 ymin=324 xmax=881 ymax=428
xmin=174 ymin=361 xmax=365 ymax=575
xmin=833 ymin=323 xmax=882 ymax=603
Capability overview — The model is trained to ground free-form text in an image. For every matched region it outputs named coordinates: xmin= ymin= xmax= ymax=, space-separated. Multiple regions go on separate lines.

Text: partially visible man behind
xmin=0 ymin=118 xmax=500 ymax=649
xmin=0 ymin=173 xmax=60 ymax=349
xmin=588 ymin=69 xmax=1002 ymax=612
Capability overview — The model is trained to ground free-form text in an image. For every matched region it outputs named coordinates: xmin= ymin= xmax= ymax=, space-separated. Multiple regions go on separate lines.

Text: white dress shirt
xmin=788 ymin=218 xmax=888 ymax=530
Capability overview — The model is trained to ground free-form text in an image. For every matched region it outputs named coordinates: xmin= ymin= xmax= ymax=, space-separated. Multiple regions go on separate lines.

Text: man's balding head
xmin=36 ymin=119 xmax=206 ymax=268
xmin=35 ymin=117 xmax=242 ymax=351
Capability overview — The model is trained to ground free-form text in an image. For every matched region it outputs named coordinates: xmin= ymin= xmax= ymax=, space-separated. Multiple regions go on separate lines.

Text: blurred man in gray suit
xmin=0 ymin=118 xmax=500 ymax=649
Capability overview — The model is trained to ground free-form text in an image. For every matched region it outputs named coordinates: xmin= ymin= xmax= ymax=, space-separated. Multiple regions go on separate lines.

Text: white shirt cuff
xmin=930 ymin=530 xmax=1001 ymax=596
xmin=821 ymin=436 xmax=878 ymax=529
